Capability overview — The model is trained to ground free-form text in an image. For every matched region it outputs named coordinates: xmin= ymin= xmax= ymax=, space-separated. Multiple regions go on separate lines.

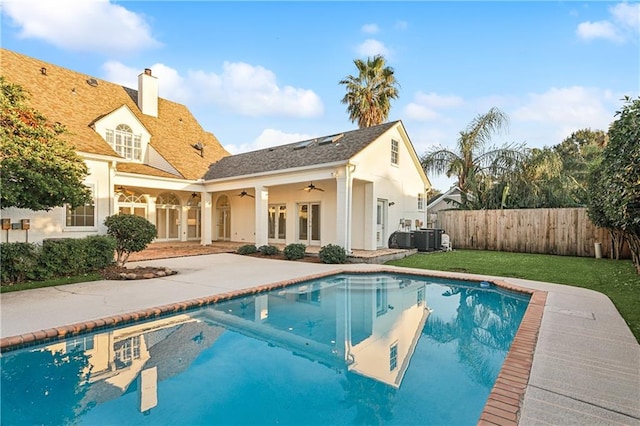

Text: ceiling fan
xmin=303 ymin=182 xmax=324 ymax=192
xmin=236 ymin=190 xmax=254 ymax=198
xmin=116 ymin=185 xmax=135 ymax=196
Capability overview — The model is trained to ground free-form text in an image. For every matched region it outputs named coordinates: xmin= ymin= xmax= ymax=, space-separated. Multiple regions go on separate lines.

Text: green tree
xmin=339 ymin=55 xmax=400 ymax=128
xmin=104 ymin=214 xmax=157 ymax=266
xmin=0 ymin=77 xmax=91 ymax=211
xmin=553 ymin=128 xmax=607 ymax=204
xmin=420 ymin=107 xmax=525 ymax=208
xmin=586 ymin=158 xmax=626 ymax=259
xmin=588 ymin=96 xmax=640 ymax=273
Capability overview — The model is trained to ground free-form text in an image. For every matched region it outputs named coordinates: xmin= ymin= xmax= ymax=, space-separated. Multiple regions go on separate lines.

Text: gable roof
xmin=204 ymin=121 xmax=399 ymax=180
xmin=427 ymin=186 xmax=466 ymax=209
xmin=0 ymin=49 xmax=229 ymax=180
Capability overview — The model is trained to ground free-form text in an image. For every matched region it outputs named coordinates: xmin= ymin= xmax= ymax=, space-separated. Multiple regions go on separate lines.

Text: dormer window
xmin=106 ymin=124 xmax=142 ymax=161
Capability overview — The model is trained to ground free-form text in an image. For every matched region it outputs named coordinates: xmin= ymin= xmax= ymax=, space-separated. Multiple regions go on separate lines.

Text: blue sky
xmin=2 ymin=1 xmax=638 ymax=191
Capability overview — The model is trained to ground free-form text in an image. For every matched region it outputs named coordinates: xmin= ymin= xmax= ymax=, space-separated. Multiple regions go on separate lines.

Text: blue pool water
xmin=1 ymin=273 xmax=529 ymax=425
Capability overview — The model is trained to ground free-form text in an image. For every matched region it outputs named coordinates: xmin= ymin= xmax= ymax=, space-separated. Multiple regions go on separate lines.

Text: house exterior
xmin=1 ymin=49 xmax=431 ymax=252
xmin=425 ymin=186 xmax=464 ymax=229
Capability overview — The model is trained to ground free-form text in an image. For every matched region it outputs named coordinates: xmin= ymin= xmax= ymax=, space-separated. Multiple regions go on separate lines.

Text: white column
xmin=364 ymin=182 xmax=375 ymax=250
xmin=254 ymin=186 xmax=269 ymax=246
xmin=147 ymin=195 xmax=157 ymax=226
xmin=335 ymin=170 xmax=351 ymax=252
xmin=201 ymin=192 xmax=212 ymax=245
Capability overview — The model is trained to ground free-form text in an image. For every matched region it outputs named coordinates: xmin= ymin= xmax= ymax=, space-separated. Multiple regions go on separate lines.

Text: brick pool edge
xmin=0 ymin=267 xmax=546 ymax=426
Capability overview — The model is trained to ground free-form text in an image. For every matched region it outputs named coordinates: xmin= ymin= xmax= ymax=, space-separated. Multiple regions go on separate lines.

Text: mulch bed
xmin=244 ymin=253 xmax=324 ymax=263
xmin=100 ymin=265 xmax=177 ymax=280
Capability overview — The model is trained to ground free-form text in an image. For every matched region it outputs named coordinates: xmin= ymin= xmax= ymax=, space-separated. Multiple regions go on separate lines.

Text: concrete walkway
xmin=1 ymin=254 xmax=638 ymax=424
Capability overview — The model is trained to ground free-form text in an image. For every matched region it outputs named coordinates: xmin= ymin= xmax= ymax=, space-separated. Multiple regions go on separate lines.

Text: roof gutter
xmin=202 ymin=160 xmax=351 ymax=184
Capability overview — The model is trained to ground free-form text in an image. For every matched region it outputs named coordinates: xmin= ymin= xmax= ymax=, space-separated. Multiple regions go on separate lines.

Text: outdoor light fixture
xmin=389 ymin=202 xmax=395 ymax=206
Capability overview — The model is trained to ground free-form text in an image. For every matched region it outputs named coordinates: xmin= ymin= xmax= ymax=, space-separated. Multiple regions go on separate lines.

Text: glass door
xmin=298 ymin=203 xmax=320 ymax=245
xmin=268 ymin=205 xmax=286 ymax=242
xmin=216 ymin=196 xmax=231 ymax=241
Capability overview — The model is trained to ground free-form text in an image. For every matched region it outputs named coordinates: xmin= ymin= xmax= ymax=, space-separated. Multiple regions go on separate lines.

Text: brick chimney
xmin=137 ymin=68 xmax=158 ymax=117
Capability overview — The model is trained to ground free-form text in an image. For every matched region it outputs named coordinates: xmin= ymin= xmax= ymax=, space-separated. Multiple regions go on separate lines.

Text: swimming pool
xmin=1 ymin=272 xmax=530 ymax=425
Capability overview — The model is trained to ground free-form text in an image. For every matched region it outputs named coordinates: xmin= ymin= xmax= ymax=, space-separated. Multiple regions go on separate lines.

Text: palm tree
xmin=421 ymin=107 xmax=524 ymax=207
xmin=339 ymin=55 xmax=399 ymax=128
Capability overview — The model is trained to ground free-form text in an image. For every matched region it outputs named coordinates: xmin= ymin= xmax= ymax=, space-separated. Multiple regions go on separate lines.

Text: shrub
xmin=104 ymin=214 xmax=157 ymax=266
xmin=237 ymin=244 xmax=258 ymax=255
xmin=83 ymin=235 xmax=117 ymax=270
xmin=1 ymin=242 xmax=39 ymax=284
xmin=258 ymin=245 xmax=279 ymax=256
xmin=283 ymin=243 xmax=306 ymax=260
xmin=319 ymin=244 xmax=347 ymax=264
xmin=39 ymin=238 xmax=85 ymax=278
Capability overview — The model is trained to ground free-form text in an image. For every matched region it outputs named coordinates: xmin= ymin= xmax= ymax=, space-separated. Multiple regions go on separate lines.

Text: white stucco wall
xmin=350 ymin=125 xmax=430 ymax=249
xmin=0 ymin=158 xmax=113 ymax=245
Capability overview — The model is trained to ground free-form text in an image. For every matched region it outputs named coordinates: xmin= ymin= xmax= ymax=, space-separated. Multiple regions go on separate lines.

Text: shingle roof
xmin=204 ymin=121 xmax=399 ymax=180
xmin=1 ymin=49 xmax=229 ymax=180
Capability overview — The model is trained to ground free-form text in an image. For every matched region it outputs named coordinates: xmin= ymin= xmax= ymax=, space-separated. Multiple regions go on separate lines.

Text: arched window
xmin=156 ymin=193 xmax=181 ymax=206
xmin=106 ymin=124 xmax=142 ymax=161
xmin=117 ymin=191 xmax=147 ymax=218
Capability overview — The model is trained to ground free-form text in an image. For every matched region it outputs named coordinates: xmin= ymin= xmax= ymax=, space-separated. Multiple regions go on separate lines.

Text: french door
xmin=298 ymin=203 xmax=320 ymax=246
xmin=156 ymin=207 xmax=180 ymax=240
xmin=268 ymin=205 xmax=286 ymax=242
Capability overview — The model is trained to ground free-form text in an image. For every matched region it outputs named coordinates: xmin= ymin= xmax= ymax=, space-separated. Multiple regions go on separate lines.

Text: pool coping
xmin=0 ymin=266 xmax=545 ymax=425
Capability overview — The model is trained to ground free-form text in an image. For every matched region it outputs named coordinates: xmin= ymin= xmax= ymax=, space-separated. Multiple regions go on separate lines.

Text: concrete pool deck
xmin=1 ymin=253 xmax=639 ymax=425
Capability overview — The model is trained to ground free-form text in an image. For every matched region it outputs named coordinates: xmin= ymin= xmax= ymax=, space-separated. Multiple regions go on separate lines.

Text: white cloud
xmin=361 ymin=24 xmax=379 ymax=34
xmin=1 ymin=0 xmax=161 ymax=54
xmin=576 ymin=21 xmax=622 ymax=42
xmin=576 ymin=2 xmax=640 ymax=43
xmin=404 ymin=92 xmax=465 ymax=121
xmin=224 ymin=129 xmax=315 ymax=154
xmin=611 ymin=2 xmax=640 ymax=31
xmin=356 ymin=39 xmax=391 ymax=57
xmin=189 ymin=62 xmax=324 ymax=117
xmin=103 ymin=60 xmax=323 ymax=118
xmin=512 ymin=86 xmax=617 ymax=143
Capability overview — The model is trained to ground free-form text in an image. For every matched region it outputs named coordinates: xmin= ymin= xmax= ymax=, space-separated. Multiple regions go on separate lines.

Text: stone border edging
xmin=0 ymin=267 xmax=546 ymax=426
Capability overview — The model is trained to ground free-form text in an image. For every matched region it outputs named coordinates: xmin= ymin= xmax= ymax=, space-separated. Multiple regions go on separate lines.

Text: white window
xmin=389 ymin=342 xmax=398 ymax=371
xmin=417 ymin=287 xmax=424 ymax=307
xmin=66 ymin=336 xmax=94 ymax=352
xmin=66 ymin=185 xmax=95 ymax=227
xmin=391 ymin=139 xmax=399 ymax=165
xmin=106 ymin=124 xmax=142 ymax=161
xmin=418 ymin=193 xmax=425 ymax=211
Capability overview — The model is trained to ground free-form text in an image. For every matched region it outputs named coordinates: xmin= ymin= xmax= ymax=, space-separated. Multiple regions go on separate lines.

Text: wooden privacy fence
xmin=436 ymin=208 xmax=629 ymax=258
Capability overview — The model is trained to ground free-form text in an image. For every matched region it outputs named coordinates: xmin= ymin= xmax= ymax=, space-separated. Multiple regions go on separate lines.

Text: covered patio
xmin=127 ymin=240 xmax=416 ymax=264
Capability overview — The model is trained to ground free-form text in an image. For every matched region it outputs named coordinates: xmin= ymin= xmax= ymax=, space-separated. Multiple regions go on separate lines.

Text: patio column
xmin=201 ymin=192 xmax=212 ymax=245
xmin=255 ymin=186 xmax=269 ymax=247
xmin=335 ymin=167 xmax=353 ymax=253
xmin=364 ymin=182 xmax=375 ymax=250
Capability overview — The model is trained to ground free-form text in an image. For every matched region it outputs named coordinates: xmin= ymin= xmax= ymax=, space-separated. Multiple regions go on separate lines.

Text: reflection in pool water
xmin=1 ymin=273 xmax=529 ymax=425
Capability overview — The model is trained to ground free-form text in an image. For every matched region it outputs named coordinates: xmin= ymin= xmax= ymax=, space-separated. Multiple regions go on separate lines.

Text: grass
xmin=387 ymin=250 xmax=640 ymax=342
xmin=0 ymin=272 xmax=103 ymax=294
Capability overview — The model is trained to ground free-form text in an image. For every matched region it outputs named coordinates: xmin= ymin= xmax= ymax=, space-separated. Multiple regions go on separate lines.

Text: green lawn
xmin=387 ymin=250 xmax=640 ymax=342
xmin=0 ymin=273 xmax=103 ymax=294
